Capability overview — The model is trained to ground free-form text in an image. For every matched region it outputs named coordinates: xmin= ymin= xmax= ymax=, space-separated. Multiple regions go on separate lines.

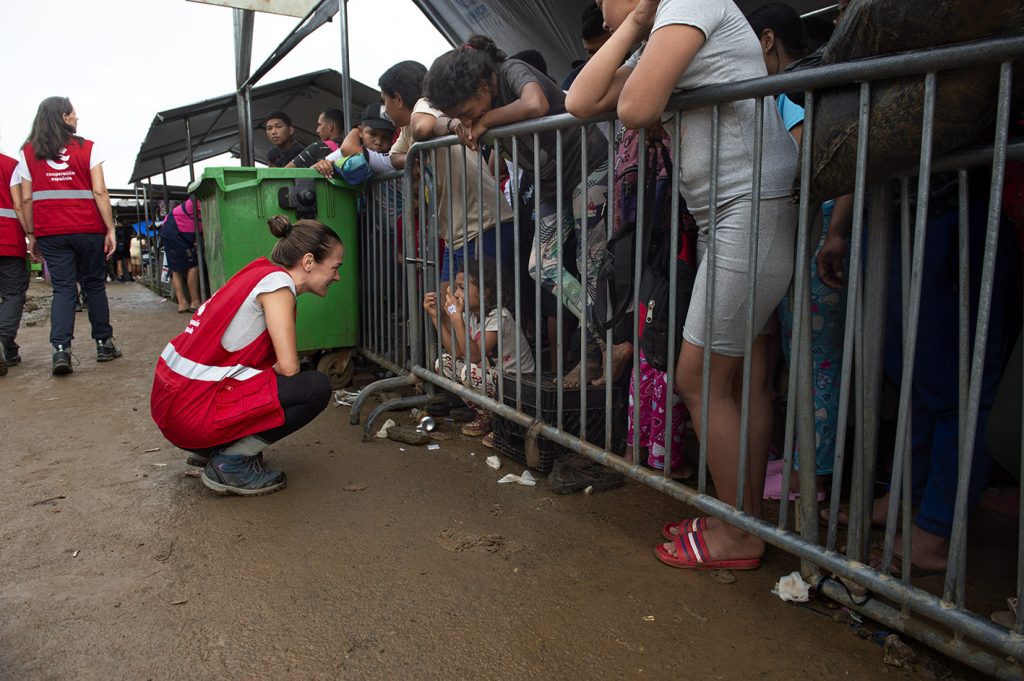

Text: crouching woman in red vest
xmin=151 ymin=215 xmax=341 ymax=496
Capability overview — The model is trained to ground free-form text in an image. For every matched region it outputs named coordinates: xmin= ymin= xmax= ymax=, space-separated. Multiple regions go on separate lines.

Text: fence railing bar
xmin=881 ymin=71 xmax=938 ymax=575
xmin=945 ymin=60 xmax=1014 ymax=607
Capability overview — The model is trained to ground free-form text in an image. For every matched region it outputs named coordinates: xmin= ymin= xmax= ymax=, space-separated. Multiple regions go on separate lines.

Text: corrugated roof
xmin=129 ymin=68 xmax=378 ymax=183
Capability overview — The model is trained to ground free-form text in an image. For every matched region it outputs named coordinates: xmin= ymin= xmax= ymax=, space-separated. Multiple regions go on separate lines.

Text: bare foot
xmin=869 ymin=524 xmax=948 ymax=576
xmin=592 ymin=341 xmax=634 ymax=387
xmin=820 ymin=492 xmax=890 ymax=527
xmin=563 ymin=359 xmax=600 ymax=389
xmin=665 ymin=516 xmax=722 ymax=536
xmin=662 ymin=524 xmax=765 ymax=561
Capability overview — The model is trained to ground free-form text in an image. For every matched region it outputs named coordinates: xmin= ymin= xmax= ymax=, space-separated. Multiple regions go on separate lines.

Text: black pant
xmin=258 ymin=371 xmax=332 ymax=444
xmin=0 ymin=256 xmax=29 ymax=352
xmin=189 ymin=371 xmax=332 ymax=455
xmin=37 ymin=233 xmax=112 ymax=347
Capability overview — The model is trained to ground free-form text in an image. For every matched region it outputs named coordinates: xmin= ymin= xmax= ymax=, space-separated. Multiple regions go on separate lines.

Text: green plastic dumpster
xmin=191 ymin=167 xmax=360 ymax=387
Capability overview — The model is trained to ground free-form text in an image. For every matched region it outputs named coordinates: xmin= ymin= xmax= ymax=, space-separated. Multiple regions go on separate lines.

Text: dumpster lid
xmin=130 ymin=68 xmax=379 ymax=184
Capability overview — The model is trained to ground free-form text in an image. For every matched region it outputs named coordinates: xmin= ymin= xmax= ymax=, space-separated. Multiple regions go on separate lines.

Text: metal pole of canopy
xmin=160 ymin=158 xmax=171 ymax=208
xmin=234 ymin=8 xmax=255 ymax=165
xmin=185 ymin=117 xmax=209 ymax=303
xmin=339 ymin=0 xmax=353 ymax=132
xmin=185 ymin=117 xmax=196 ymax=184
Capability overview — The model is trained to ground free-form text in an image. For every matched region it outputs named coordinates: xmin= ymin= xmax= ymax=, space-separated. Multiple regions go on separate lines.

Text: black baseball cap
xmin=360 ymin=102 xmax=395 ymax=133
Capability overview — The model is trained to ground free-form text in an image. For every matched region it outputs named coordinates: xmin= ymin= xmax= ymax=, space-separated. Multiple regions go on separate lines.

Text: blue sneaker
xmin=201 ymin=452 xmax=286 ymax=496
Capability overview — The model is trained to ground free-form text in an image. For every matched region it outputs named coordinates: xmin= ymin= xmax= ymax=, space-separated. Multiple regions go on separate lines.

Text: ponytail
xmin=425 ymin=35 xmax=505 ymax=113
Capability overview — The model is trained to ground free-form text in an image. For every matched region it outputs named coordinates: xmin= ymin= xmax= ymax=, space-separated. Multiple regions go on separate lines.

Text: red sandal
xmin=660 ymin=517 xmax=708 ymax=541
xmin=655 ymin=527 xmax=762 ymax=571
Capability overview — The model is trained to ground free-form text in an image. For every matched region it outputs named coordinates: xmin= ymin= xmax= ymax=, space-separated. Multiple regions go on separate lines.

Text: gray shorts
xmin=683 ymin=194 xmax=797 ymax=357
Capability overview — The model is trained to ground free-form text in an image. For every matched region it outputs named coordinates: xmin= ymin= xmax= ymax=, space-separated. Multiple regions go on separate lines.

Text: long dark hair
xmin=462 ymin=256 xmax=511 ymax=317
xmin=424 ymin=35 xmax=506 ymax=113
xmin=749 ymin=3 xmax=810 ymax=59
xmin=379 ymin=61 xmax=427 ymax=107
xmin=267 ymin=215 xmax=342 ymax=268
xmin=28 ymin=96 xmax=83 ymax=160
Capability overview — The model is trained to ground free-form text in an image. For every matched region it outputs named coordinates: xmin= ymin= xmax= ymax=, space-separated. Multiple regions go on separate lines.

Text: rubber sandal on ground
xmin=660 ymin=517 xmax=708 ymax=541
xmin=654 ymin=527 xmax=762 ymax=571
xmin=763 ymin=459 xmax=826 ymax=501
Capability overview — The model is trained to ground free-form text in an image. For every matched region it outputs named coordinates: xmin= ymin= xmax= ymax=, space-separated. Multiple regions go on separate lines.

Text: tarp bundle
xmin=808 ymin=0 xmax=1024 ymax=204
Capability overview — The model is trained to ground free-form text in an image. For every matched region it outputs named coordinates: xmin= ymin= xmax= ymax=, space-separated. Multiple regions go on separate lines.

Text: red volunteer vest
xmin=150 ymin=257 xmax=290 ymax=449
xmin=0 ymin=154 xmax=24 ymax=257
xmin=22 ymin=138 xmax=105 ymax=238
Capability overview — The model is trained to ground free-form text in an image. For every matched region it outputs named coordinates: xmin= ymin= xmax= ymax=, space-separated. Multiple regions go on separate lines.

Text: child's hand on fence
xmin=312 ymin=159 xmax=335 ymax=179
xmin=423 ymin=291 xmax=439 ymax=318
xmin=444 ymin=290 xmax=463 ymax=319
xmin=454 ymin=121 xmax=476 ymax=150
xmin=470 ymin=121 xmax=489 ymax=150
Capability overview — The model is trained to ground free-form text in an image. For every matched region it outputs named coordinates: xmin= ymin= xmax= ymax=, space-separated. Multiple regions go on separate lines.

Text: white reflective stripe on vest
xmin=160 ymin=343 xmax=263 ymax=382
xmin=0 ymin=208 xmax=15 ymax=218
xmin=32 ymin=189 xmax=95 ymax=200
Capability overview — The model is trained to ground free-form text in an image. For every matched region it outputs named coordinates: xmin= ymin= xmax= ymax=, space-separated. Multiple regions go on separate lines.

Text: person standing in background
xmin=159 ymin=198 xmax=202 ymax=313
xmin=285 ymin=109 xmax=346 ymax=169
xmin=114 ymin=220 xmax=135 ymax=282
xmin=0 ymin=149 xmax=27 ymax=375
xmin=264 ymin=111 xmax=305 ymax=168
xmin=20 ymin=96 xmax=122 ymax=375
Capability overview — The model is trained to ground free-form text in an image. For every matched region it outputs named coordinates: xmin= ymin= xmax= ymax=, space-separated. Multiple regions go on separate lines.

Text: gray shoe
xmin=96 ymin=337 xmax=122 ymax=362
xmin=201 ymin=452 xmax=286 ymax=496
xmin=0 ymin=346 xmax=7 ymax=377
xmin=52 ymin=345 xmax=73 ymax=375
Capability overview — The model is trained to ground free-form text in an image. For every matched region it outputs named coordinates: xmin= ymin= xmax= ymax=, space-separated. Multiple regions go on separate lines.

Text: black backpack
xmin=593 ymin=130 xmax=698 ymax=373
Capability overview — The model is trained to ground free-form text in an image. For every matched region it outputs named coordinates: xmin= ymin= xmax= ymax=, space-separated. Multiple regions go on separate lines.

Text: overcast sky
xmin=2 ymin=0 xmax=452 ymax=188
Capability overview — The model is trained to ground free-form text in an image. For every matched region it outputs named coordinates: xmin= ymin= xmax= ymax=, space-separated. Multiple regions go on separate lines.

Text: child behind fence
xmin=424 ymin=257 xmax=535 ymax=447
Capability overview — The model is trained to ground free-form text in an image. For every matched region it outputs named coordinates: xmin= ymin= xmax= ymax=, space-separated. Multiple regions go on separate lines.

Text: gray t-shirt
xmin=625 ymin=0 xmax=798 ymax=214
xmin=495 ymin=59 xmax=608 ymax=202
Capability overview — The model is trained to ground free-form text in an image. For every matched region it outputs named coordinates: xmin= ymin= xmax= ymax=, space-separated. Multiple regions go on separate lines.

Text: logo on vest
xmin=47 ymin=149 xmax=71 ymax=171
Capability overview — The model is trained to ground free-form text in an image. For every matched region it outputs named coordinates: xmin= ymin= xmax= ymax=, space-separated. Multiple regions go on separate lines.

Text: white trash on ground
xmin=772 ymin=571 xmax=811 ymax=602
xmin=486 ymin=455 xmax=501 ymax=470
xmin=333 ymin=389 xmax=361 ymax=407
xmin=375 ymin=419 xmax=396 ymax=439
xmin=497 ymin=470 xmax=537 ymax=487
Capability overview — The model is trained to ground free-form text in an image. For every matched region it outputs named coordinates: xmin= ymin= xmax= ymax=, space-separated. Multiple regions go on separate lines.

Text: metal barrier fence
xmin=354 ymin=36 xmax=1024 ymax=678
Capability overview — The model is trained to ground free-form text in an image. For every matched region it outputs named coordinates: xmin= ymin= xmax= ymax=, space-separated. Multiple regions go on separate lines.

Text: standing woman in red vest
xmin=19 ymin=97 xmax=121 ymax=374
xmin=0 ymin=150 xmax=27 ymax=376
xmin=150 ymin=215 xmax=340 ymax=497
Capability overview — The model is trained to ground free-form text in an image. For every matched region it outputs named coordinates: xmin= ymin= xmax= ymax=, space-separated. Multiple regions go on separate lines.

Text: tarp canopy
xmin=410 ymin=0 xmax=836 ymax=82
xmin=129 ymin=69 xmax=379 ymax=183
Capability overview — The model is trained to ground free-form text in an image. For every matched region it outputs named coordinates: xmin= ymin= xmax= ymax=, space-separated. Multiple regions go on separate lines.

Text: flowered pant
xmin=777 ymin=201 xmax=846 ymax=475
xmin=628 ymin=351 xmax=690 ymax=470
xmin=436 ymin=353 xmax=498 ymax=400
xmin=528 ymin=163 xmax=609 ymax=347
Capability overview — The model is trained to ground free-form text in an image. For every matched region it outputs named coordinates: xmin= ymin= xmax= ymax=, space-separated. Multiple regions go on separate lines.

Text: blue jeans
xmin=883 ymin=199 xmax=1012 ymax=539
xmin=37 ymin=233 xmax=113 ymax=348
xmin=439 ymin=220 xmax=515 ymax=283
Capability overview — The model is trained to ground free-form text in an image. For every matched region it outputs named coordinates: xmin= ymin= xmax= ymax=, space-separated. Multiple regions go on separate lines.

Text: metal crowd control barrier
xmin=354 ymin=35 xmax=1024 ymax=678
xmin=350 ymin=175 xmax=440 ymax=434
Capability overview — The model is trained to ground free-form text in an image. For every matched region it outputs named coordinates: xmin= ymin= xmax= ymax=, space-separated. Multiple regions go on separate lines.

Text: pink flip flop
xmin=655 ymin=527 xmax=762 ymax=571
xmin=763 ymin=458 xmax=826 ymax=501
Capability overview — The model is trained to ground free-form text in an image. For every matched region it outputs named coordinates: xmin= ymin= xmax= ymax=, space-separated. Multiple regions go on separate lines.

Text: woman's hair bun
xmin=267 ymin=214 xmax=293 ymax=239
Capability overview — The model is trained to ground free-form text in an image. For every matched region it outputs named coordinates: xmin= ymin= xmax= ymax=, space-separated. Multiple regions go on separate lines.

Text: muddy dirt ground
xmin=0 ymin=281 xmax=970 ymax=680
